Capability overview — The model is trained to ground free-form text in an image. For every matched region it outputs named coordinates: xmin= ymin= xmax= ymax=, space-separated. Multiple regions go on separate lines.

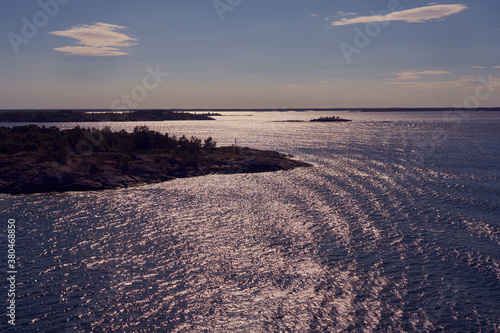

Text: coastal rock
xmin=0 ymin=148 xmax=312 ymax=195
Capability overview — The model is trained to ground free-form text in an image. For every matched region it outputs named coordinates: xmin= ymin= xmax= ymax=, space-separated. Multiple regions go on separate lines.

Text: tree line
xmin=0 ymin=110 xmax=216 ymax=122
xmin=0 ymin=125 xmax=217 ymax=163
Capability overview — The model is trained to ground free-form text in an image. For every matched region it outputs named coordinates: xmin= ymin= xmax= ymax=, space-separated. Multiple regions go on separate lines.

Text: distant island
xmin=310 ymin=116 xmax=352 ymax=122
xmin=0 ymin=110 xmax=218 ymax=122
xmin=272 ymin=117 xmax=352 ymax=123
xmin=2 ymin=107 xmax=499 ymax=115
xmin=0 ymin=125 xmax=312 ymax=194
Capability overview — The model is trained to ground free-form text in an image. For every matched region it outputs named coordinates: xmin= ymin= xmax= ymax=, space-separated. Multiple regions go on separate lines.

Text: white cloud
xmin=389 ymin=77 xmax=500 ymax=90
xmin=331 ymin=4 xmax=467 ymax=26
xmin=392 ymin=70 xmax=451 ymax=81
xmin=52 ymin=46 xmax=129 ymax=56
xmin=337 ymin=12 xmax=359 ymax=17
xmin=470 ymin=66 xmax=488 ymax=69
xmin=50 ymin=22 xmax=137 ymax=56
xmin=387 ymin=70 xmax=469 ymax=90
xmin=387 ymin=78 xmax=478 ymax=89
xmin=388 ymin=71 xmax=500 ymax=90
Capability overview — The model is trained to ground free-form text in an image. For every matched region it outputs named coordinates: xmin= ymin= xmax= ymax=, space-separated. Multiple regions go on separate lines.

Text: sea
xmin=1 ymin=111 xmax=499 ymax=332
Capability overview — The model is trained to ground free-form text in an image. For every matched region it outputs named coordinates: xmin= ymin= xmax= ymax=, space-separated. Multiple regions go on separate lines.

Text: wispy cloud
xmin=470 ymin=66 xmax=488 ymax=69
xmin=392 ymin=70 xmax=451 ymax=81
xmin=391 ymin=77 xmax=500 ymax=90
xmin=50 ymin=22 xmax=137 ymax=56
xmin=336 ymin=12 xmax=359 ymax=17
xmin=388 ymin=78 xmax=478 ymax=90
xmin=387 ymin=70 xmax=469 ymax=89
xmin=493 ymin=66 xmax=500 ymax=69
xmin=331 ymin=4 xmax=467 ymax=26
xmin=387 ymin=70 xmax=500 ymax=90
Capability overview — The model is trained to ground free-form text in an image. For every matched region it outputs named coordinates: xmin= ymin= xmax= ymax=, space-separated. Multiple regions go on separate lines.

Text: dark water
xmin=1 ymin=111 xmax=499 ymax=332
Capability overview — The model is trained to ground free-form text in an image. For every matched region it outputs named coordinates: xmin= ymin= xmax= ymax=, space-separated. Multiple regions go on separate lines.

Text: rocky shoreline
xmin=0 ymin=147 xmax=312 ymax=195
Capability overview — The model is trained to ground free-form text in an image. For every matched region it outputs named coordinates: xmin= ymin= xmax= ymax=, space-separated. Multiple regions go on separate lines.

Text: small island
xmin=310 ymin=116 xmax=352 ymax=122
xmin=0 ymin=125 xmax=312 ymax=194
xmin=0 ymin=109 xmax=218 ymax=122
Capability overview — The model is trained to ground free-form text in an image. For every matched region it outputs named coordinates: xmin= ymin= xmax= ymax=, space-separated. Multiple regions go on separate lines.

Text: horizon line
xmin=1 ymin=107 xmax=500 ymax=112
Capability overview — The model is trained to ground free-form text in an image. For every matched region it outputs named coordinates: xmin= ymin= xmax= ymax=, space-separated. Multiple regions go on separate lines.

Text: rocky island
xmin=310 ymin=116 xmax=352 ymax=122
xmin=0 ymin=125 xmax=312 ymax=195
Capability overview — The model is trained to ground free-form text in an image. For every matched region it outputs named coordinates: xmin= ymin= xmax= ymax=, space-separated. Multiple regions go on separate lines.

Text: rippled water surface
xmin=1 ymin=111 xmax=499 ymax=332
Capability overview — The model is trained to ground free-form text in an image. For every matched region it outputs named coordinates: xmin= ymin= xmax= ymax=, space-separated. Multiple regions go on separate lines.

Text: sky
xmin=1 ymin=0 xmax=500 ymax=109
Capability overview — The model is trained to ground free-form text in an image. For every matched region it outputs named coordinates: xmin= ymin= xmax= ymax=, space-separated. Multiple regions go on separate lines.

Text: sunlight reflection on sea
xmin=1 ymin=111 xmax=499 ymax=332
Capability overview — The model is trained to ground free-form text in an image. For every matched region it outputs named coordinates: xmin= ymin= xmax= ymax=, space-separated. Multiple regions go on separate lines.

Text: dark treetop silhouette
xmin=0 ymin=110 xmax=218 ymax=122
xmin=0 ymin=125 xmax=312 ymax=194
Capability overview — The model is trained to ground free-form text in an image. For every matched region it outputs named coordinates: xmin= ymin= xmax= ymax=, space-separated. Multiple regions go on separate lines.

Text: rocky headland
xmin=0 ymin=147 xmax=311 ymax=195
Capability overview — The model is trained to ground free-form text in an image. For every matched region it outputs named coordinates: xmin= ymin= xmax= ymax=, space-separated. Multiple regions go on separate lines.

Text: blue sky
xmin=1 ymin=0 xmax=500 ymax=109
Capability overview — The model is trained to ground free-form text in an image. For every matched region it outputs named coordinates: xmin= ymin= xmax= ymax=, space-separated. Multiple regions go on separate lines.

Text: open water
xmin=1 ymin=111 xmax=499 ymax=332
